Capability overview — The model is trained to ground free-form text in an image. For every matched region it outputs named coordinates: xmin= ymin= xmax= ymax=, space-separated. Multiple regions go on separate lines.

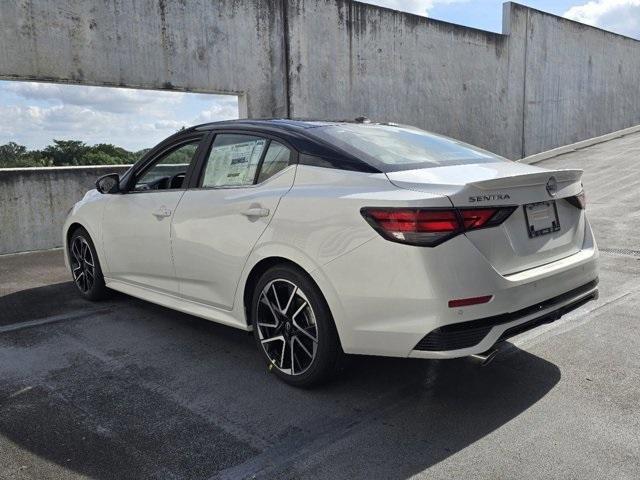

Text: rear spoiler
xmin=468 ymin=169 xmax=583 ymax=190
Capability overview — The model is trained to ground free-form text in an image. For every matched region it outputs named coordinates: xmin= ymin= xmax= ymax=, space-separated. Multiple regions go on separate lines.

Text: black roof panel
xmin=189 ymin=118 xmax=382 ymax=174
xmin=192 ymin=118 xmax=374 ymax=132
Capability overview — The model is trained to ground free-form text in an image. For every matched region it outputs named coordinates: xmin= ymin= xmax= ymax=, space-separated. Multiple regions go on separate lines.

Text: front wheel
xmin=68 ymin=227 xmax=108 ymax=301
xmin=251 ymin=265 xmax=342 ymax=387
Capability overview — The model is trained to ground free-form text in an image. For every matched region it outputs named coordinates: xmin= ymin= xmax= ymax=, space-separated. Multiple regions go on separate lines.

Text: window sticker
xmin=203 ymin=138 xmax=266 ymax=187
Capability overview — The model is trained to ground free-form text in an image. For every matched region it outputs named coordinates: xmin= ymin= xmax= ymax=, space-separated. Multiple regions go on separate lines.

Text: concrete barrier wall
xmin=518 ymin=7 xmax=640 ymax=156
xmin=285 ymin=1 xmax=640 ymax=158
xmin=1 ymin=1 xmax=639 ymax=158
xmin=286 ymin=1 xmax=523 ymax=158
xmin=0 ymin=0 xmax=287 ymax=118
xmin=0 ymin=166 xmax=129 ymax=255
xmin=2 ymin=1 xmax=640 ymax=253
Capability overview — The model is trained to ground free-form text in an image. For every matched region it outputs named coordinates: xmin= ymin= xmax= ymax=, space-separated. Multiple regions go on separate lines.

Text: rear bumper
xmin=313 ymin=218 xmax=599 ymax=358
xmin=409 ymin=279 xmax=598 ymax=358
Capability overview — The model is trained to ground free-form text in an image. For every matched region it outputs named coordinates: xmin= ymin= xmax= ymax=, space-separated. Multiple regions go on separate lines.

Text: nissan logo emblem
xmin=546 ymin=177 xmax=557 ymax=197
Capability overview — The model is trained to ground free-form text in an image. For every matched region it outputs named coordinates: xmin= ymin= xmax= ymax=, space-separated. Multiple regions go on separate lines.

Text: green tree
xmin=0 ymin=142 xmax=53 ymax=167
xmin=135 ymin=148 xmax=151 ymax=159
xmin=42 ymin=140 xmax=90 ymax=166
xmin=0 ymin=142 xmax=27 ymax=160
xmin=83 ymin=151 xmax=121 ymax=165
xmin=90 ymin=143 xmax=137 ymax=164
xmin=0 ymin=140 xmax=145 ymax=168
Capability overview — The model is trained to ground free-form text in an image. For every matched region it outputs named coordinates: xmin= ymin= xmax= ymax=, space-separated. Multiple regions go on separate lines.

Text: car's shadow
xmin=0 ymin=281 xmax=89 ymax=326
xmin=0 ymin=283 xmax=561 ymax=479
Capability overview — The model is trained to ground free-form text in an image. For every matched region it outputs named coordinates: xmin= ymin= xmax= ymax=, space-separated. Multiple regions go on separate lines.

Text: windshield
xmin=309 ymin=124 xmax=508 ymax=172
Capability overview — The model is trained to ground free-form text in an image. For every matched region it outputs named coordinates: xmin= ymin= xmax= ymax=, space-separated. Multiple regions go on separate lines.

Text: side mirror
xmin=96 ymin=173 xmax=120 ymax=194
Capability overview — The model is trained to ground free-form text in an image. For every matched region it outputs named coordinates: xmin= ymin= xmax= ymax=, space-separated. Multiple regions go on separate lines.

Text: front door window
xmin=135 ymin=141 xmax=200 ymax=191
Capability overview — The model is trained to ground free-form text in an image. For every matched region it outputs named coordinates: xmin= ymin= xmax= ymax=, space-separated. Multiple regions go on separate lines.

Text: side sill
xmin=105 ymin=278 xmax=250 ymax=331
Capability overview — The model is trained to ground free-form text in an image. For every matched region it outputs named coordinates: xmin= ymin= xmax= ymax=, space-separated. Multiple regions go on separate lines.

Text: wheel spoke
xmin=259 ymin=292 xmax=279 ymax=327
xmin=290 ymin=338 xmax=296 ymax=375
xmin=283 ymin=286 xmax=297 ymax=315
xmin=257 ymin=321 xmax=277 ymax=329
xmin=293 ymin=321 xmax=317 ymax=343
xmin=271 ymin=284 xmax=283 ymax=312
xmin=279 ymin=339 xmax=286 ymax=368
xmin=261 ymin=335 xmax=285 ymax=346
xmin=71 ymin=241 xmax=82 ymax=262
xmin=293 ymin=335 xmax=313 ymax=358
xmin=291 ymin=301 xmax=308 ymax=321
xmin=83 ymin=242 xmax=94 ymax=267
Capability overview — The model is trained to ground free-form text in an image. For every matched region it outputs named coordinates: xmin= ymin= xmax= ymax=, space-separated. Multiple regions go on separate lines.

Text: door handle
xmin=152 ymin=206 xmax=172 ymax=218
xmin=241 ymin=207 xmax=270 ymax=218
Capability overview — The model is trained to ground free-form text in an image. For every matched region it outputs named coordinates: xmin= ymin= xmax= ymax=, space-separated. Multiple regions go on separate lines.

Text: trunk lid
xmin=386 ymin=162 xmax=586 ymax=275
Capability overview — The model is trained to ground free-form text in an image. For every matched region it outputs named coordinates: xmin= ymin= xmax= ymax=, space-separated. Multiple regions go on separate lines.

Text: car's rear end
xmin=306 ymin=123 xmax=599 ymax=359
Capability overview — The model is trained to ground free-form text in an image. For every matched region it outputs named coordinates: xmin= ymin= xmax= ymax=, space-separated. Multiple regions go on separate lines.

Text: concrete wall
xmin=286 ymin=0 xmax=522 ymax=158
xmin=0 ymin=166 xmax=129 ymax=254
xmin=1 ymin=1 xmax=640 ymax=253
xmin=285 ymin=1 xmax=640 ymax=158
xmin=0 ymin=0 xmax=287 ymax=118
xmin=515 ymin=6 xmax=640 ymax=155
xmin=1 ymin=1 xmax=639 ymax=158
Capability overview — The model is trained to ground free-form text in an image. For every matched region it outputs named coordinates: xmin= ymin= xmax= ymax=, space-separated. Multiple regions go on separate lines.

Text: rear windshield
xmin=309 ymin=124 xmax=508 ymax=172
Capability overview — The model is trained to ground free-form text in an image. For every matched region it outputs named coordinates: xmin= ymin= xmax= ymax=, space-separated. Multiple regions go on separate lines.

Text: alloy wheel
xmin=70 ymin=236 xmax=95 ymax=293
xmin=256 ymin=279 xmax=318 ymax=375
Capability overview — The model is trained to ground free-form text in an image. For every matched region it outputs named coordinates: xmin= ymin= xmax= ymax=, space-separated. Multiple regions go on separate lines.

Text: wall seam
xmin=282 ymin=0 xmax=292 ymax=118
xmin=520 ymin=9 xmax=529 ymax=159
xmin=348 ymin=0 xmax=353 ymax=98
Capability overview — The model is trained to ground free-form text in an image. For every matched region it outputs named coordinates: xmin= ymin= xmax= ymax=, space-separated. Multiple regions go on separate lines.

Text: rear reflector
xmin=448 ymin=295 xmax=493 ymax=308
xmin=361 ymin=206 xmax=516 ymax=247
xmin=565 ymin=190 xmax=586 ymax=209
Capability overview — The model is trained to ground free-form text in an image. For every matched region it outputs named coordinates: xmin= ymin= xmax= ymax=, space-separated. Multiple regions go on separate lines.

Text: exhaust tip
xmin=469 ymin=347 xmax=500 ymax=367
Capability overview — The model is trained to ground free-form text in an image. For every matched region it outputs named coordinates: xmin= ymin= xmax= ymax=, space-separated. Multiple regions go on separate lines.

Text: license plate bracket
xmin=523 ymin=201 xmax=560 ymax=238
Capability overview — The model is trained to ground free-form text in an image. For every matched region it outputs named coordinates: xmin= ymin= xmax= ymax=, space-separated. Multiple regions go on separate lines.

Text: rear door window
xmin=201 ymin=134 xmax=267 ymax=187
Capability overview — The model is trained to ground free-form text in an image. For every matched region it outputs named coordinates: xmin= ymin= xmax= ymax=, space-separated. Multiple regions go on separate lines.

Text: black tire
xmin=251 ymin=265 xmax=342 ymax=387
xmin=68 ymin=227 xmax=108 ymax=301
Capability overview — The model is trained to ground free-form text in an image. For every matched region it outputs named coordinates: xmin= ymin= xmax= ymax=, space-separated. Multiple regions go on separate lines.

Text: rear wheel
xmin=251 ymin=265 xmax=341 ymax=387
xmin=68 ymin=227 xmax=108 ymax=301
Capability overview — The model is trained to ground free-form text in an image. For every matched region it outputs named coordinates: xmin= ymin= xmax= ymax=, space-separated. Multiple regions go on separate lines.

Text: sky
xmin=365 ymin=0 xmax=640 ymax=35
xmin=1 ymin=0 xmax=638 ymax=151
xmin=0 ymin=82 xmax=238 ymax=151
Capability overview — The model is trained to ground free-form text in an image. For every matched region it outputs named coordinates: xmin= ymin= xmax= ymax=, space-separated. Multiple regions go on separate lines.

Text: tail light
xmin=361 ymin=206 xmax=516 ymax=247
xmin=565 ymin=191 xmax=586 ymax=209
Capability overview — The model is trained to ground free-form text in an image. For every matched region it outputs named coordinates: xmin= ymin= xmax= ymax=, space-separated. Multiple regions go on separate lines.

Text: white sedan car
xmin=64 ymin=119 xmax=599 ymax=386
